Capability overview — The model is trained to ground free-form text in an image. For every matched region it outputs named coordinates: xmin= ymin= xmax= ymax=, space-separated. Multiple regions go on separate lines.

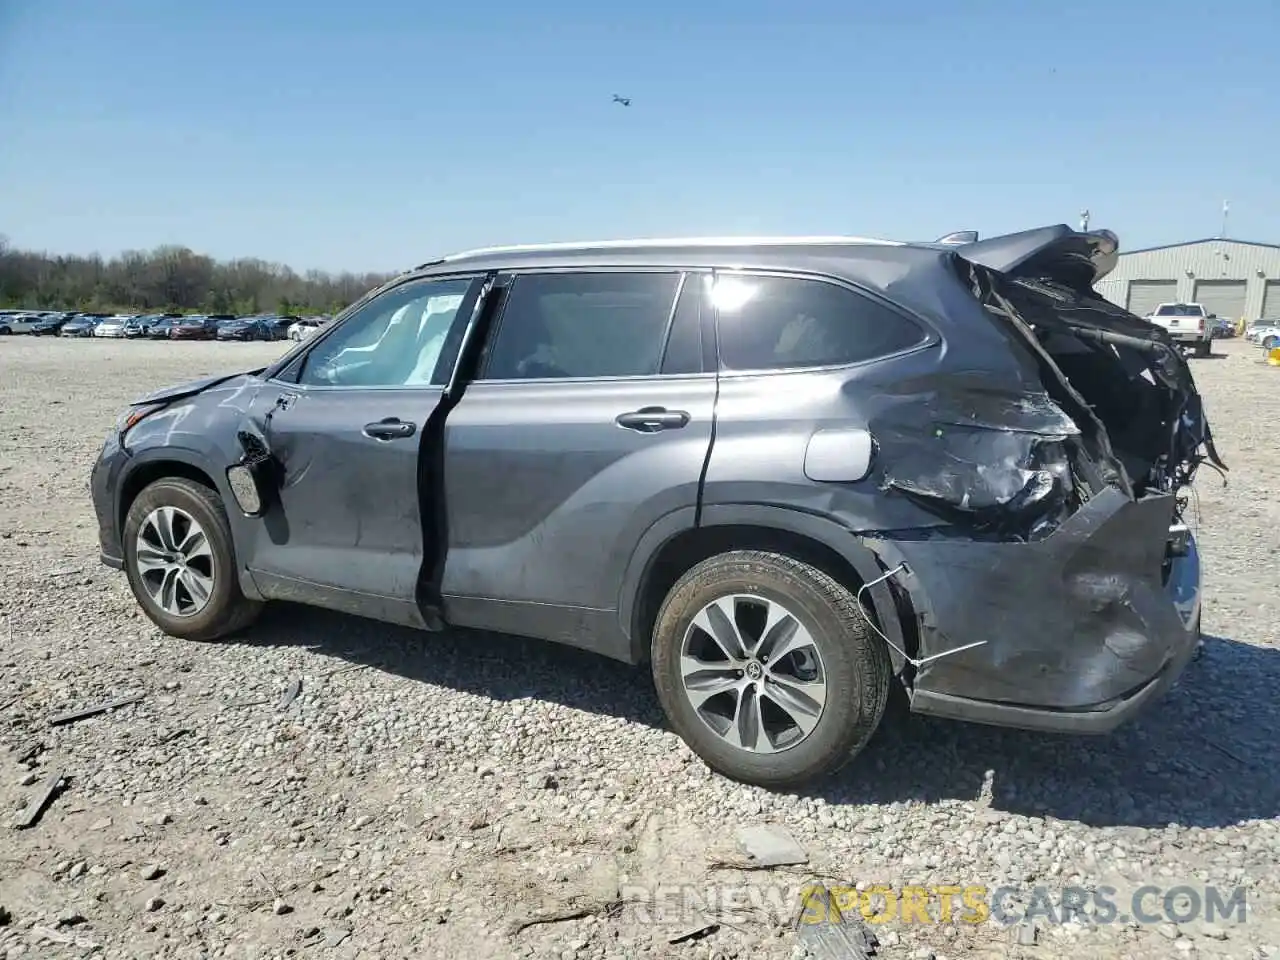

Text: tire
xmin=651 ymin=550 xmax=892 ymax=788
xmin=122 ymin=477 xmax=262 ymax=642
xmin=0 ymin=326 xmax=10 ymax=335
xmin=1264 ymin=336 xmax=1278 ymax=351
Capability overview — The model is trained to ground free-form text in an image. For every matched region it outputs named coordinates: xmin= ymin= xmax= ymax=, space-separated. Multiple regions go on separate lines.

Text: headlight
xmin=114 ymin=402 xmax=164 ymax=435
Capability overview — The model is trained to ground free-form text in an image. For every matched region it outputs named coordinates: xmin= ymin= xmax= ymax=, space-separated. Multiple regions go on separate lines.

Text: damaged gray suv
xmin=90 ymin=225 xmax=1222 ymax=788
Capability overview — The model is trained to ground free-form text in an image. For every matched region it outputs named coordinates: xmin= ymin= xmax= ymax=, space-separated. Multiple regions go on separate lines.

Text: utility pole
xmin=1221 ymin=200 xmax=1229 ymax=239
xmin=1079 ymin=209 xmax=1090 ymax=232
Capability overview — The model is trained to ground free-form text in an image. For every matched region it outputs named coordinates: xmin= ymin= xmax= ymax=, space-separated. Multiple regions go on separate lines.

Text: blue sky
xmin=1 ymin=0 xmax=1276 ymax=274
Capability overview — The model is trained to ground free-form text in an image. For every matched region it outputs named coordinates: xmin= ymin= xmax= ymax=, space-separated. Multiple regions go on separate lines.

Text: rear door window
xmin=480 ymin=271 xmax=681 ymax=380
xmin=709 ymin=273 xmax=926 ymax=371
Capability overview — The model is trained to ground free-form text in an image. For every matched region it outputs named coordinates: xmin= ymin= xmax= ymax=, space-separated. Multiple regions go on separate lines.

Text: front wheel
xmin=1264 ymin=336 xmax=1279 ymax=351
xmin=651 ymin=550 xmax=891 ymax=788
xmin=122 ymin=478 xmax=263 ymax=641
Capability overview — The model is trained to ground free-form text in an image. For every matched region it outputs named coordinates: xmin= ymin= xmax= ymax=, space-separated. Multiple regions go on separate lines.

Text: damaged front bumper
xmin=874 ymin=486 xmax=1201 ymax=734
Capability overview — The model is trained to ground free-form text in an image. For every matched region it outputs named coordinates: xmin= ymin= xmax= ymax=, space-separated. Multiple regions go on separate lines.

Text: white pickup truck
xmin=1145 ymin=302 xmax=1214 ymax=357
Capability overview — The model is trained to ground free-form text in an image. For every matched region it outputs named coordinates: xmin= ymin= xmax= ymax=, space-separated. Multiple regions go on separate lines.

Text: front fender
xmin=115 ymin=445 xmax=265 ymax=602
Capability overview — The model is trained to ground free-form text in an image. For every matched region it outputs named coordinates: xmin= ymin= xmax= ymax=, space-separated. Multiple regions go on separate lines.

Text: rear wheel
xmin=122 ymin=478 xmax=262 ymax=641
xmin=651 ymin=550 xmax=891 ymax=788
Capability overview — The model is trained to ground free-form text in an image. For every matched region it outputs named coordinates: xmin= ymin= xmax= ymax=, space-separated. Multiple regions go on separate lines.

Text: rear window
xmin=1154 ymin=304 xmax=1204 ymax=317
xmin=710 ymin=274 xmax=926 ymax=371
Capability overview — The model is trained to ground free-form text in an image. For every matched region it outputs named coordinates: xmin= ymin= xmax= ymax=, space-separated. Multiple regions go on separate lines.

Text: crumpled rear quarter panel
xmin=872 ymin=487 xmax=1199 ymax=710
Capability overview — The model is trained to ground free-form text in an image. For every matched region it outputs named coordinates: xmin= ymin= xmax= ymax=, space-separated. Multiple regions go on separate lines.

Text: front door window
xmin=298 ymin=277 xmax=475 ymax=388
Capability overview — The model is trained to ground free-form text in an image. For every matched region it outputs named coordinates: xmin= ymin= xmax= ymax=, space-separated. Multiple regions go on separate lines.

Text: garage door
xmin=1194 ymin=280 xmax=1248 ymax=321
xmin=1127 ymin=280 xmax=1178 ymax=317
xmin=1261 ymin=281 xmax=1280 ymax=320
xmin=1094 ymin=279 xmax=1126 ymax=307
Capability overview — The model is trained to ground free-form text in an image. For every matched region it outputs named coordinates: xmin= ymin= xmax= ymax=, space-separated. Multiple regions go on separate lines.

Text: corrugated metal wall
xmin=1093 ymin=240 xmax=1280 ymax=321
xmin=1262 ymin=281 xmax=1280 ymax=319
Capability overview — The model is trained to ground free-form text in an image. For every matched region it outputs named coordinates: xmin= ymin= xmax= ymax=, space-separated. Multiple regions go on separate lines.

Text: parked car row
xmin=1245 ymin=318 xmax=1280 ymax=349
xmin=0 ymin=309 xmax=330 ymax=341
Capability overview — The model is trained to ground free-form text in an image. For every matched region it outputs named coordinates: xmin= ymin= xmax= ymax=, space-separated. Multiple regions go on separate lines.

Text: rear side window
xmin=710 ymin=274 xmax=926 ymax=371
xmin=482 ymin=272 xmax=680 ymax=380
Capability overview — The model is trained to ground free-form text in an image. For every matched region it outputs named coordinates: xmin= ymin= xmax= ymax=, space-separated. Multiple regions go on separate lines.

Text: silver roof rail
xmin=440 ymin=234 xmax=903 ymax=261
xmin=935 ymin=230 xmax=979 ymax=245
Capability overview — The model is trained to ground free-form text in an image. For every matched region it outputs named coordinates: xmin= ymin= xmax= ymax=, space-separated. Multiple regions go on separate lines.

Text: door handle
xmin=615 ymin=407 xmax=691 ymax=432
xmin=363 ymin=417 xmax=417 ymax=440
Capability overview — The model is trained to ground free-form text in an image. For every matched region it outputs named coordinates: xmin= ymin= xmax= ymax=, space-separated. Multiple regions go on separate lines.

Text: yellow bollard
xmin=1268 ymin=346 xmax=1280 ymax=366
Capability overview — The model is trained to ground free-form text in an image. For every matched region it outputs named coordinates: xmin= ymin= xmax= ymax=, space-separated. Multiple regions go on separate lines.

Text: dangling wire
xmin=854 ymin=563 xmax=989 ymax=669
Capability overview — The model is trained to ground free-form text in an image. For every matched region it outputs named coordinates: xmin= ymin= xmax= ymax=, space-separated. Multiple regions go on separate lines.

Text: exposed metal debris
xmin=48 ymin=692 xmax=145 ymax=726
xmin=796 ymin=881 xmax=877 ymax=959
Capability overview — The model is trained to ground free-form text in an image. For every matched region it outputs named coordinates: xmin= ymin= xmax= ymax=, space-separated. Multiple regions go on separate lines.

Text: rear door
xmin=439 ymin=268 xmax=716 ymax=656
xmin=242 ymin=275 xmax=484 ymax=627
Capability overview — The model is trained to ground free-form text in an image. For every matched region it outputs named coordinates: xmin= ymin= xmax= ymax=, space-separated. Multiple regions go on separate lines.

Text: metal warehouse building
xmin=1094 ymin=238 xmax=1280 ymax=323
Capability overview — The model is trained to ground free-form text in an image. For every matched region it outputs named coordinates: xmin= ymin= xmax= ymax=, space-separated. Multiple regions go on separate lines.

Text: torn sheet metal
xmin=867 ymin=378 xmax=1081 ymax=539
xmin=873 ymin=487 xmax=1199 ymax=710
xmin=797 ymin=882 xmax=877 ymax=959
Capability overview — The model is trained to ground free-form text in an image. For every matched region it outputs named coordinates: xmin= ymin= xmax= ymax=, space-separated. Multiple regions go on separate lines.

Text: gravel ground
xmin=0 ymin=335 xmax=1277 ymax=960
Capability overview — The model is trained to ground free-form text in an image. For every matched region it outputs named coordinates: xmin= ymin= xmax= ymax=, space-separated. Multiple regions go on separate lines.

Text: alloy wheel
xmin=679 ymin=594 xmax=828 ymax=754
xmin=134 ymin=506 xmax=216 ymax=617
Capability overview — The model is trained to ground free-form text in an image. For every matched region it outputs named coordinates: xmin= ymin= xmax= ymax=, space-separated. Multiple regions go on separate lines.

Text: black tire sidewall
xmin=651 ymin=552 xmax=889 ymax=787
xmin=122 ymin=478 xmax=244 ymax=639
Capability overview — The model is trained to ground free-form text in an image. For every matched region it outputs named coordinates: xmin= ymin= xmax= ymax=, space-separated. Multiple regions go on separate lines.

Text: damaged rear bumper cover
xmin=874 ymin=486 xmax=1200 ymax=734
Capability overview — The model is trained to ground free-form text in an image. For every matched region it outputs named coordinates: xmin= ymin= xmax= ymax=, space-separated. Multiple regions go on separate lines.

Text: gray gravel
xmin=1 ymin=335 xmax=1278 ymax=959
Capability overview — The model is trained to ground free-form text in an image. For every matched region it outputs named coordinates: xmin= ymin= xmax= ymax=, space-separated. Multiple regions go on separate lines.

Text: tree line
xmin=0 ymin=234 xmax=395 ymax=315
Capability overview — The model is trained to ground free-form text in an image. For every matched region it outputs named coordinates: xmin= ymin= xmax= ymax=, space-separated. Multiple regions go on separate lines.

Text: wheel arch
xmin=622 ymin=504 xmax=917 ymax=672
xmin=116 ymin=448 xmax=223 ymax=541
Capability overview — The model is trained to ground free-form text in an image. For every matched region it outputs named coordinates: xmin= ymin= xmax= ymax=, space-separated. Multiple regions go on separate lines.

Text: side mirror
xmin=227 ymin=430 xmax=279 ymax=517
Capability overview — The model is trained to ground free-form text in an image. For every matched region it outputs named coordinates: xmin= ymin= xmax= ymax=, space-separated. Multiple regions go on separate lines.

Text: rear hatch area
xmin=869 ymin=227 xmax=1224 ymax=719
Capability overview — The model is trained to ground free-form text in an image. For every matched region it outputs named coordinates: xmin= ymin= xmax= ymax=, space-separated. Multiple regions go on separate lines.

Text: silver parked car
xmin=90 ymin=224 xmax=1220 ymax=787
xmin=93 ymin=314 xmax=139 ymax=338
xmin=1246 ymin=319 xmax=1280 ymax=347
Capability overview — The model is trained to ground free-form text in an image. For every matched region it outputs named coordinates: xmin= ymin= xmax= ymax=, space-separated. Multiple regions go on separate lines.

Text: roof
xmin=437 ymin=234 xmax=902 ymax=263
xmin=407 ymin=237 xmax=951 ymax=302
xmin=1120 ymin=237 xmax=1280 ymax=256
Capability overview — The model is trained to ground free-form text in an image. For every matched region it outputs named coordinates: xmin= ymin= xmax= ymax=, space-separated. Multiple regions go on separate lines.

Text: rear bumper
xmin=874 ymin=487 xmax=1201 ymax=734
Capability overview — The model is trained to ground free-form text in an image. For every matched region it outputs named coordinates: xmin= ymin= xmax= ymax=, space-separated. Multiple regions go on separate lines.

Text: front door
xmin=243 ymin=275 xmax=483 ymax=627
xmin=439 ymin=268 xmax=717 ymax=657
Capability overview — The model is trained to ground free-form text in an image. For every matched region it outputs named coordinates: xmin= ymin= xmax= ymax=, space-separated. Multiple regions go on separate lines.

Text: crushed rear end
xmin=865 ymin=226 xmax=1224 ymax=731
